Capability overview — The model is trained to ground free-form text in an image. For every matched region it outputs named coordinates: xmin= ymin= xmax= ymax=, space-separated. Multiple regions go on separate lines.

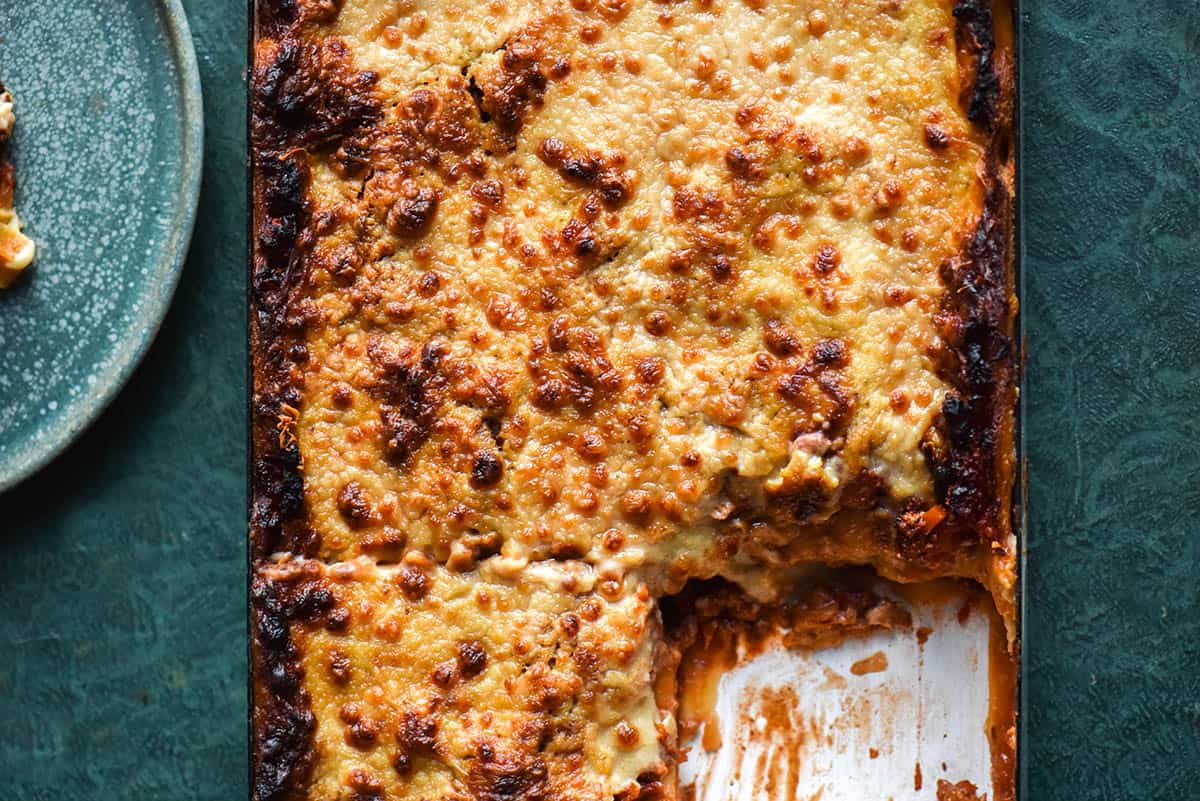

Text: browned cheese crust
xmin=249 ymin=0 xmax=1016 ymax=798
xmin=253 ymin=556 xmax=666 ymax=801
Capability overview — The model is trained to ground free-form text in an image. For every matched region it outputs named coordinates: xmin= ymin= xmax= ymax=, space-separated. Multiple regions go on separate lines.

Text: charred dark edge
xmin=251 ymin=571 xmax=317 ymax=801
xmin=250 ymin=2 xmax=390 ymax=792
xmin=925 ymin=1 xmax=1016 ymax=544
xmin=249 ymin=143 xmax=313 ymax=562
xmin=926 ymin=176 xmax=1013 ymax=541
xmin=250 ymin=3 xmax=316 ymax=799
xmin=250 ymin=0 xmax=313 ymax=564
xmin=953 ymin=0 xmax=1002 ymax=130
xmin=255 ymin=0 xmax=301 ymax=39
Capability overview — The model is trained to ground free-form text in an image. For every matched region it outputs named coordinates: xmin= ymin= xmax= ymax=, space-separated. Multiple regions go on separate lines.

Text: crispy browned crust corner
xmin=250 ymin=570 xmax=318 ymax=801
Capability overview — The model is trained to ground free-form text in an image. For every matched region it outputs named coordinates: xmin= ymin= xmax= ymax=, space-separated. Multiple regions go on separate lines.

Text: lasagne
xmin=0 ymin=85 xmax=35 ymax=287
xmin=250 ymin=0 xmax=1015 ymax=797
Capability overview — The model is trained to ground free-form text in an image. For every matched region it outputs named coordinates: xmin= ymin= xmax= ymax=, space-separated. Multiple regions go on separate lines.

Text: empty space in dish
xmin=678 ymin=585 xmax=1012 ymax=801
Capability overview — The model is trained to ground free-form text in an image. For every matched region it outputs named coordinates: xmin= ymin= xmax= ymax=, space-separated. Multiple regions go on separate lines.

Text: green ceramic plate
xmin=0 ymin=0 xmax=203 ymax=492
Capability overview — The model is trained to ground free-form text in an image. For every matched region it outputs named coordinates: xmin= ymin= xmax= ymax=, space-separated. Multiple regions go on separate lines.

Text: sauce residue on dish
xmin=668 ymin=577 xmax=911 ymax=755
xmin=988 ymin=594 xmax=1019 ymax=801
xmin=938 ymin=778 xmax=986 ymax=801
xmin=849 ymin=651 xmax=889 ymax=676
xmin=670 ymin=576 xmax=1017 ymax=800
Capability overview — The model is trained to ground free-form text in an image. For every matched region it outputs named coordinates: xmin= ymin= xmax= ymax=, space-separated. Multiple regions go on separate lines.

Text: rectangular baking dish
xmin=246 ymin=0 xmax=1026 ymax=797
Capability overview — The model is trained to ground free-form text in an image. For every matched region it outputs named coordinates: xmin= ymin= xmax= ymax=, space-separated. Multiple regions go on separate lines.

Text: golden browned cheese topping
xmin=257 ymin=555 xmax=664 ymax=801
xmin=291 ymin=0 xmax=1003 ymax=584
xmin=251 ymin=0 xmax=1014 ymax=797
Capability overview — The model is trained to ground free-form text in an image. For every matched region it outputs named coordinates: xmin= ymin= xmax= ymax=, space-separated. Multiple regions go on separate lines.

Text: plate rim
xmin=0 ymin=0 xmax=205 ymax=493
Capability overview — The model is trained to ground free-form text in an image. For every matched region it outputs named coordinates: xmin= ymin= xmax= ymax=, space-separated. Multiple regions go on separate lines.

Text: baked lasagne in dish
xmin=250 ymin=0 xmax=1015 ymax=796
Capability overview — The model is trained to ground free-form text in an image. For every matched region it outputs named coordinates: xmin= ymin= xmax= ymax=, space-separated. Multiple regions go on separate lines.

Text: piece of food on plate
xmin=0 ymin=85 xmax=35 ymax=288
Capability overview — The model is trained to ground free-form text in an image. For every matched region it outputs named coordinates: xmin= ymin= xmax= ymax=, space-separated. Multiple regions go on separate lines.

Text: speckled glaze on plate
xmin=0 ymin=0 xmax=203 ymax=492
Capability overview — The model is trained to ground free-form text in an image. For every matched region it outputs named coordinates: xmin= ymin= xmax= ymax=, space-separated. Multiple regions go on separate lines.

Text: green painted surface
xmin=1 ymin=1 xmax=1197 ymax=798
xmin=1020 ymin=2 xmax=1200 ymax=798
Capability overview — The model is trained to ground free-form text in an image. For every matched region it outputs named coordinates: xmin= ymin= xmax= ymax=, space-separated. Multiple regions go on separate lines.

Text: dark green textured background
xmin=2 ymin=1 xmax=1198 ymax=798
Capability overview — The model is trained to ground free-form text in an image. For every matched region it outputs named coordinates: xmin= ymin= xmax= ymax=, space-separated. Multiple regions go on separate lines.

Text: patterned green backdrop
xmin=1 ymin=1 xmax=1197 ymax=798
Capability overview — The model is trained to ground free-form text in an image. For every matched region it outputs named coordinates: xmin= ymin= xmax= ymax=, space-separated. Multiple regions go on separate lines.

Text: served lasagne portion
xmin=250 ymin=0 xmax=1015 ymax=797
xmin=0 ymin=85 xmax=35 ymax=288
